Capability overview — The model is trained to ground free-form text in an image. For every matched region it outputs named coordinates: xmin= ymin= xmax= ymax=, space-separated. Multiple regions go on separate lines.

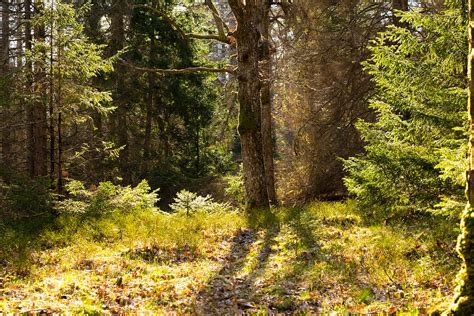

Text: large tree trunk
xmin=447 ymin=0 xmax=474 ymax=313
xmin=260 ymin=0 xmax=277 ymax=204
xmin=229 ymin=0 xmax=269 ymax=209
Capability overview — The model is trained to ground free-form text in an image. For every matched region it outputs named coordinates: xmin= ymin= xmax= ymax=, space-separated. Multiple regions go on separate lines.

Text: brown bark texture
xmin=229 ymin=0 xmax=269 ymax=209
xmin=260 ymin=0 xmax=277 ymax=204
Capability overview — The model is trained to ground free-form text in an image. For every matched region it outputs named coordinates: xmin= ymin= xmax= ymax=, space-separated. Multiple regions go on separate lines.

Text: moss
xmin=445 ymin=204 xmax=474 ymax=315
xmin=237 ymin=106 xmax=257 ymax=135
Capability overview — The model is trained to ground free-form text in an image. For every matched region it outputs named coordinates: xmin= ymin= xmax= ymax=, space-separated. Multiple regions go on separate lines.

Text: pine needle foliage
xmin=343 ymin=7 xmax=467 ymax=218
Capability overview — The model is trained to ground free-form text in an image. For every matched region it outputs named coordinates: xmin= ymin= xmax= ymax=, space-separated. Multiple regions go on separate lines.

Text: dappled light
xmin=1 ymin=0 xmax=473 ymax=313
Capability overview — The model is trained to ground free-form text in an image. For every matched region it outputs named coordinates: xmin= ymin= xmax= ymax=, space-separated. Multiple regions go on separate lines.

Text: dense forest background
xmin=1 ymin=0 xmax=474 ymax=313
xmin=0 ymin=0 xmax=466 ymax=214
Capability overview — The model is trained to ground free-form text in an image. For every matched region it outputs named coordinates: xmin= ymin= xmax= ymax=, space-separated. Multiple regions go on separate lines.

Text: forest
xmin=0 ymin=0 xmax=474 ymax=314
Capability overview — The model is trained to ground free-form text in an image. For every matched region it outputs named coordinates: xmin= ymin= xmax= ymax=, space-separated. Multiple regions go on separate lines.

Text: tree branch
xmin=132 ymin=3 xmax=231 ymax=44
xmin=204 ymin=0 xmax=229 ymax=37
xmin=228 ymin=0 xmax=244 ymax=21
xmin=186 ymin=33 xmax=230 ymax=43
xmin=121 ymin=60 xmax=236 ymax=75
xmin=130 ymin=4 xmax=187 ymax=40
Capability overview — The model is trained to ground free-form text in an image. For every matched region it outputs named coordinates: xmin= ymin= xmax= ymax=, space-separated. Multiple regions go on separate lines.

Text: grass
xmin=0 ymin=201 xmax=459 ymax=314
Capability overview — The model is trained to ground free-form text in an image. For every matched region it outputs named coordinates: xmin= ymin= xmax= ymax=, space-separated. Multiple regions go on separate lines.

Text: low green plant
xmin=224 ymin=166 xmax=245 ymax=206
xmin=170 ymin=189 xmax=231 ymax=215
xmin=1 ymin=174 xmax=52 ymax=218
xmin=56 ymin=180 xmax=159 ymax=215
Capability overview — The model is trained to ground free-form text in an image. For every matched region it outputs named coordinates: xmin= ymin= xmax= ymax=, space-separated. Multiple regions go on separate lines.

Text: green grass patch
xmin=0 ymin=201 xmax=459 ymax=314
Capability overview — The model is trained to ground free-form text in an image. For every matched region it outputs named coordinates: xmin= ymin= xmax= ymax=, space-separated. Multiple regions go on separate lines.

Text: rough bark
xmin=229 ymin=0 xmax=269 ymax=209
xmin=260 ymin=0 xmax=277 ymax=204
xmin=446 ymin=0 xmax=474 ymax=313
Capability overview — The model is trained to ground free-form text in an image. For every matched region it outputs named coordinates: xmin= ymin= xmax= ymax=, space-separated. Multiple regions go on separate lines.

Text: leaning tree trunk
xmin=229 ymin=0 xmax=269 ymax=209
xmin=447 ymin=0 xmax=474 ymax=313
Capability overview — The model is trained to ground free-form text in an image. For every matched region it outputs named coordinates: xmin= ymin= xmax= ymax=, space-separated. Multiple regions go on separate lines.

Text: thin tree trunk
xmin=143 ymin=27 xmax=155 ymax=176
xmin=447 ymin=0 xmax=474 ymax=312
xmin=1 ymin=0 xmax=12 ymax=171
xmin=110 ymin=0 xmax=131 ymax=184
xmin=260 ymin=0 xmax=277 ymax=204
xmin=143 ymin=84 xmax=153 ymax=175
xmin=57 ymin=112 xmax=63 ymax=195
xmin=25 ymin=0 xmax=34 ymax=176
xmin=26 ymin=0 xmax=48 ymax=178
xmin=49 ymin=3 xmax=55 ymax=186
xmin=195 ymin=119 xmax=200 ymax=175
xmin=57 ymin=21 xmax=63 ymax=195
xmin=229 ymin=0 xmax=269 ymax=210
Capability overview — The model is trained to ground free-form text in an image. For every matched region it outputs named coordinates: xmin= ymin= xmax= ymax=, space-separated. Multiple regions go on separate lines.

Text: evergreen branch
xmin=130 ymin=4 xmax=187 ymax=40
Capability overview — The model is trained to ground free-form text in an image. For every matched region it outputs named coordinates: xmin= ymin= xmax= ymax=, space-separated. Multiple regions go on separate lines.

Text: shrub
xmin=169 ymin=189 xmax=232 ymax=215
xmin=56 ymin=180 xmax=159 ymax=215
xmin=1 ymin=174 xmax=53 ymax=218
xmin=343 ymin=7 xmax=466 ymax=218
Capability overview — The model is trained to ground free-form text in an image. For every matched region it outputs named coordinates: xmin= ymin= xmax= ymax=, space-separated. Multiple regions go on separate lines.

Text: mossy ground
xmin=0 ymin=202 xmax=459 ymax=314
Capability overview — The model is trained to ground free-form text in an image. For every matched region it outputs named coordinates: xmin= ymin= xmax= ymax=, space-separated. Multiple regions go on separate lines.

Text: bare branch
xmin=121 ymin=59 xmax=236 ymax=75
xmin=228 ymin=0 xmax=244 ymax=21
xmin=186 ymin=33 xmax=230 ymax=43
xmin=204 ymin=0 xmax=229 ymax=37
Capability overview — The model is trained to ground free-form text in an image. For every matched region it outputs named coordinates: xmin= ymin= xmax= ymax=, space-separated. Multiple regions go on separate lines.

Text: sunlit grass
xmin=0 ymin=202 xmax=459 ymax=314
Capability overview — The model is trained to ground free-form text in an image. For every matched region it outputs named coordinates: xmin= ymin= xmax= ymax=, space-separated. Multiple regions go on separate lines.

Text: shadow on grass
xmin=193 ymin=209 xmax=280 ymax=314
xmin=192 ymin=207 xmax=327 ymax=314
xmin=0 ymin=213 xmax=56 ymax=275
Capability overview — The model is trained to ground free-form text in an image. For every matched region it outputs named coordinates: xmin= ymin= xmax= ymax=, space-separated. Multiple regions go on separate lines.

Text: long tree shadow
xmin=192 ymin=207 xmax=327 ymax=314
xmin=193 ymin=210 xmax=281 ymax=314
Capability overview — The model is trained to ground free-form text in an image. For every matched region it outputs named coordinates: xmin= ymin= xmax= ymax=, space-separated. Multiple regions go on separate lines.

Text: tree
xmin=227 ymin=0 xmax=270 ymax=209
xmin=26 ymin=0 xmax=48 ymax=178
xmin=129 ymin=0 xmax=275 ymax=209
xmin=26 ymin=0 xmax=113 ymax=190
xmin=260 ymin=0 xmax=277 ymax=205
xmin=1 ymin=0 xmax=12 ymax=170
xmin=274 ymin=0 xmax=383 ymax=202
xmin=343 ymin=7 xmax=466 ymax=217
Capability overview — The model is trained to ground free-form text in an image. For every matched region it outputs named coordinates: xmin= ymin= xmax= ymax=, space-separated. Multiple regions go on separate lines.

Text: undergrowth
xmin=0 ymin=199 xmax=459 ymax=314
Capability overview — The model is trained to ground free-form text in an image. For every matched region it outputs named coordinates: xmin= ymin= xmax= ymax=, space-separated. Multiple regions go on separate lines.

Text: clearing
xmin=0 ymin=202 xmax=458 ymax=314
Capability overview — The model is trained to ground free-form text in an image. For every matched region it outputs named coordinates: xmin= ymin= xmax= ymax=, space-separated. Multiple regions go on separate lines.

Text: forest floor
xmin=0 ymin=202 xmax=459 ymax=315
